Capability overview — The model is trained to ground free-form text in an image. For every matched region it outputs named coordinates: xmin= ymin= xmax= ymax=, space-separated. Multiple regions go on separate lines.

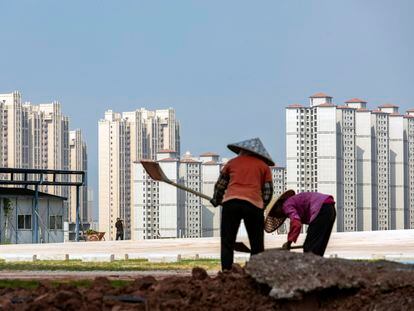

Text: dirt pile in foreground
xmin=0 ymin=266 xmax=276 ymax=311
xmin=0 ymin=251 xmax=413 ymax=310
xmin=247 ymin=250 xmax=414 ymax=310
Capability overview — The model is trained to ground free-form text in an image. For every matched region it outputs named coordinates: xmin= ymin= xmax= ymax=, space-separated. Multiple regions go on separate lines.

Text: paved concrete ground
xmin=0 ymin=229 xmax=413 ymax=262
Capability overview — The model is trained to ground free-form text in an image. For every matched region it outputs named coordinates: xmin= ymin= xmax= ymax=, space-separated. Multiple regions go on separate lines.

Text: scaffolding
xmin=0 ymin=168 xmax=86 ymax=242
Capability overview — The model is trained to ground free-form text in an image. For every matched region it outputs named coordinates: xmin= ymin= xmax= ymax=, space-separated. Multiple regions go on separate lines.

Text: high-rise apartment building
xmin=271 ymin=166 xmax=286 ymax=198
xmin=270 ymin=165 xmax=288 ymax=233
xmin=68 ymin=130 xmax=88 ymax=223
xmin=286 ymin=93 xmax=414 ymax=232
xmin=404 ymin=110 xmax=414 ymax=229
xmin=87 ymin=189 xmax=94 ymax=223
xmin=0 ymin=91 xmax=88 ymax=223
xmin=200 ymin=152 xmax=221 ymax=237
xmin=132 ymin=151 xmax=180 ymax=240
xmin=98 ymin=108 xmax=180 ymax=240
xmin=336 ymin=105 xmax=357 ymax=231
xmin=131 ymin=151 xmax=224 ymax=240
xmin=24 ymin=102 xmax=70 ymax=198
xmin=353 ymin=99 xmax=372 ymax=231
xmin=0 ymin=91 xmax=28 ymax=169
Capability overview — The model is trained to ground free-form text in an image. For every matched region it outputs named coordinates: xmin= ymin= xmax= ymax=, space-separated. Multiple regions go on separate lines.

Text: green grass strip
xmin=0 ymin=259 xmax=221 ymax=271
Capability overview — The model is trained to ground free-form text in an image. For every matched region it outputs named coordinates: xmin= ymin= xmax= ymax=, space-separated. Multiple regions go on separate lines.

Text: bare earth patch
xmin=0 ymin=251 xmax=413 ymax=310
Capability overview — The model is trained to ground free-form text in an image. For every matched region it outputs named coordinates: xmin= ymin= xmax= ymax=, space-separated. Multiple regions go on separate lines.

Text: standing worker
xmin=210 ymin=138 xmax=274 ymax=271
xmin=115 ymin=218 xmax=124 ymax=240
xmin=264 ymin=190 xmax=336 ymax=256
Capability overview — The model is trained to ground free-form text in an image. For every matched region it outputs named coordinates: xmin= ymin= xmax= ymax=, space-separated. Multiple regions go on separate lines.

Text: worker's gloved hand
xmin=210 ymin=198 xmax=219 ymax=207
xmin=282 ymin=241 xmax=292 ymax=251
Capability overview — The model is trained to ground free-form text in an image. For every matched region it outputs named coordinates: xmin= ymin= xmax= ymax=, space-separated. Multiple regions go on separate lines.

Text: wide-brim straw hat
xmin=227 ymin=137 xmax=275 ymax=166
xmin=264 ymin=189 xmax=296 ymax=233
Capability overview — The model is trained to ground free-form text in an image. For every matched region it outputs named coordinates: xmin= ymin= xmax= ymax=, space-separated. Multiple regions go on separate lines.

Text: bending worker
xmin=210 ymin=138 xmax=274 ymax=271
xmin=264 ymin=190 xmax=336 ymax=256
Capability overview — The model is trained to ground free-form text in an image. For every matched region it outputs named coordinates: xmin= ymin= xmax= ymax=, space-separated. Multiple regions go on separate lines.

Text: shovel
xmin=140 ymin=160 xmax=213 ymax=201
xmin=234 ymin=241 xmax=303 ymax=253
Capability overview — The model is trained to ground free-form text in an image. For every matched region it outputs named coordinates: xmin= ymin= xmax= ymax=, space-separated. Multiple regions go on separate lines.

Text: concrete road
xmin=0 ymin=229 xmax=413 ymax=262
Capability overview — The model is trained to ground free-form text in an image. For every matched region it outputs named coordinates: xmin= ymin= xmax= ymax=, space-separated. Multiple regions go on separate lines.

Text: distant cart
xmin=85 ymin=232 xmax=106 ymax=241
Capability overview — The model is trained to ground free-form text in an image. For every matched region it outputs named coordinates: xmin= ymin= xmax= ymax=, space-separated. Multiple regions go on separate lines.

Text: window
xmin=50 ymin=215 xmax=63 ymax=230
xmin=18 ymin=215 xmax=32 ymax=230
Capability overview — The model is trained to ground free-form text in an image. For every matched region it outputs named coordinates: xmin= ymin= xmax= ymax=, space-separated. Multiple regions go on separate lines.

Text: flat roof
xmin=0 ymin=187 xmax=67 ymax=200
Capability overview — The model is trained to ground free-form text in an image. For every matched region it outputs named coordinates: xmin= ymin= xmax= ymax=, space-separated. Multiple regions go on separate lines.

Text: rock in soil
xmin=246 ymin=250 xmax=414 ymax=310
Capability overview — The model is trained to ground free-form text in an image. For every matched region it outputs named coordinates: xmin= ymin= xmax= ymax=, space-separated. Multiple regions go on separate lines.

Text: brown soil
xmin=0 ymin=258 xmax=413 ymax=310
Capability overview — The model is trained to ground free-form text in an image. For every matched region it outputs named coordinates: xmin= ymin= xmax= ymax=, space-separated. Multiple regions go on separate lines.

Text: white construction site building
xmin=98 ymin=108 xmax=180 ymax=240
xmin=0 ymin=188 xmax=66 ymax=244
xmin=286 ymin=93 xmax=414 ymax=232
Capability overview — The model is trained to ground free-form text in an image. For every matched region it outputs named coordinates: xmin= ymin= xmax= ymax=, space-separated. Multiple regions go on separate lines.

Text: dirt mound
xmin=0 ymin=266 xmax=277 ymax=311
xmin=246 ymin=250 xmax=414 ymax=310
xmin=0 ymin=251 xmax=414 ymax=310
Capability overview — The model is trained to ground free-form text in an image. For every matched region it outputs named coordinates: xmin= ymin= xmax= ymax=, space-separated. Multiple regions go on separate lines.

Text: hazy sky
xmin=1 ymin=1 xmax=413 ymax=219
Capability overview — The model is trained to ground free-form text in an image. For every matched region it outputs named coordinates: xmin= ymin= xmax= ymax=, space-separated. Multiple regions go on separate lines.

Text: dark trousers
xmin=304 ymin=203 xmax=336 ymax=256
xmin=221 ymin=199 xmax=264 ymax=271
xmin=116 ymin=232 xmax=124 ymax=240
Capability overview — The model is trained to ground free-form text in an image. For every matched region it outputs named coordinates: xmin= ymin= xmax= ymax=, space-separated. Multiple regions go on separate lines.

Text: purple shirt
xmin=282 ymin=192 xmax=334 ymax=224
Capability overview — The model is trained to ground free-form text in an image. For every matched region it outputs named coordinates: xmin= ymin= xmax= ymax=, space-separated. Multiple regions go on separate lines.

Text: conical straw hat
xmin=227 ymin=137 xmax=275 ymax=166
xmin=264 ymin=189 xmax=295 ymax=233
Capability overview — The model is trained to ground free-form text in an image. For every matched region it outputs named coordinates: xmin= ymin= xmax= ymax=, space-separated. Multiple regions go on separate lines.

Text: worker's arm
xmin=287 ymin=218 xmax=302 ymax=243
xmin=210 ymin=172 xmax=230 ymax=207
xmin=282 ymin=219 xmax=302 ymax=250
xmin=282 ymin=199 xmax=302 ymax=245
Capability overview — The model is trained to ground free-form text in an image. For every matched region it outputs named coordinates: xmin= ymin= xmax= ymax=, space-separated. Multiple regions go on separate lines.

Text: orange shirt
xmin=222 ymin=155 xmax=272 ymax=208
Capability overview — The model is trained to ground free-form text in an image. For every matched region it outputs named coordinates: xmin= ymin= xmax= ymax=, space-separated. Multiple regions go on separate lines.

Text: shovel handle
xmin=165 ymin=180 xmax=213 ymax=201
xmin=234 ymin=241 xmax=304 ymax=253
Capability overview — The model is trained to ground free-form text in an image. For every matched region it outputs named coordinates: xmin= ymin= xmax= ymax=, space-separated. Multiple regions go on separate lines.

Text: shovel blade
xmin=234 ymin=242 xmax=251 ymax=253
xmin=140 ymin=160 xmax=169 ymax=182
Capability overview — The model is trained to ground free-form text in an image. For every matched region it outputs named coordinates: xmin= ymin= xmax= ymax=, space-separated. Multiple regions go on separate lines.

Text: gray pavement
xmin=0 ymin=229 xmax=413 ymax=262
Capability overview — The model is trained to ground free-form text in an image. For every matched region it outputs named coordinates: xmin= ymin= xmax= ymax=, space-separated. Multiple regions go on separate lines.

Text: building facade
xmin=0 ymin=188 xmax=65 ymax=244
xmin=68 ymin=130 xmax=88 ymax=223
xmin=98 ymin=108 xmax=180 ymax=240
xmin=404 ymin=110 xmax=414 ymax=229
xmin=0 ymin=91 xmax=28 ymax=169
xmin=200 ymin=152 xmax=222 ymax=237
xmin=286 ymin=93 xmax=414 ymax=232
xmin=0 ymin=91 xmax=88 ymax=224
xmin=131 ymin=151 xmax=224 ymax=240
xmin=24 ymin=102 xmax=70 ymax=198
